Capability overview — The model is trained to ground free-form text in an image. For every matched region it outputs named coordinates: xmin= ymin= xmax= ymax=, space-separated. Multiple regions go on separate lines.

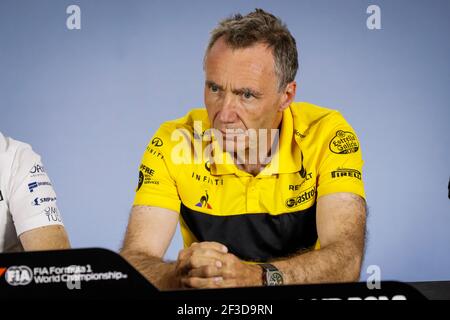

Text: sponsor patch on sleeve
xmin=329 ymin=130 xmax=360 ymax=154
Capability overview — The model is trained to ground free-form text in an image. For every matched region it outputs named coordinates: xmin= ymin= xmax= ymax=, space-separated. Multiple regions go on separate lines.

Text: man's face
xmin=204 ymin=38 xmax=287 ymax=154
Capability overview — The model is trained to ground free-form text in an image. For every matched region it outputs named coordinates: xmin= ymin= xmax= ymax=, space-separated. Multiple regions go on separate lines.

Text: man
xmin=121 ymin=9 xmax=366 ymax=290
xmin=0 ymin=132 xmax=70 ymax=252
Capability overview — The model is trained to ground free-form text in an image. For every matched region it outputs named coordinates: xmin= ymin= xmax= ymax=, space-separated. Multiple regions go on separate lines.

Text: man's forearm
xmin=121 ymin=249 xmax=179 ymax=290
xmin=271 ymin=242 xmax=363 ymax=285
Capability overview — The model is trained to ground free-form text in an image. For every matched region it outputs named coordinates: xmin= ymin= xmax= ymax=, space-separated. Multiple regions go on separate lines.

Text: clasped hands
xmin=174 ymin=241 xmax=262 ymax=289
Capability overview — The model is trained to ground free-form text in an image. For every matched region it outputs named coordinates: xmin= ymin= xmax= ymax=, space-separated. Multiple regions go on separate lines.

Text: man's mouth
xmin=220 ymin=128 xmax=247 ymax=136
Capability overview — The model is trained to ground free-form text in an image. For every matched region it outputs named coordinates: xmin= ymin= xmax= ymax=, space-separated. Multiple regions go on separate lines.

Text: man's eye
xmin=243 ymin=91 xmax=254 ymax=99
xmin=210 ymin=85 xmax=219 ymax=93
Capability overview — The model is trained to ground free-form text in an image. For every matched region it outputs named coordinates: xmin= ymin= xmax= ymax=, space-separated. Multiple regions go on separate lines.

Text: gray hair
xmin=205 ymin=8 xmax=298 ymax=91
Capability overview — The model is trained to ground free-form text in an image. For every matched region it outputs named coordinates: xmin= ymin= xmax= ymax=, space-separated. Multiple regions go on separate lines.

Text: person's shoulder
xmin=290 ymin=102 xmax=350 ymax=134
xmin=0 ymin=131 xmax=6 ymax=153
xmin=162 ymin=108 xmax=209 ymax=128
xmin=0 ymin=133 xmax=41 ymax=179
xmin=156 ymin=108 xmax=210 ymax=139
xmin=0 ymin=132 xmax=35 ymax=156
xmin=290 ymin=101 xmax=342 ymax=125
xmin=142 ymin=108 xmax=209 ymax=157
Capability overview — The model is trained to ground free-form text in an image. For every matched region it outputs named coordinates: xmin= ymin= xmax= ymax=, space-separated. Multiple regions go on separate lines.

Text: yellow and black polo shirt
xmin=134 ymin=102 xmax=365 ymax=262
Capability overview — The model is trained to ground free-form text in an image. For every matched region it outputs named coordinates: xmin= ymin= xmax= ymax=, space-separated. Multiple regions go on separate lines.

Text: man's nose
xmin=219 ymin=94 xmax=238 ymax=123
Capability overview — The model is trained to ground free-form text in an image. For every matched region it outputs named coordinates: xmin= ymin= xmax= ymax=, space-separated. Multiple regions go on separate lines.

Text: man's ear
xmin=279 ymin=81 xmax=297 ymax=112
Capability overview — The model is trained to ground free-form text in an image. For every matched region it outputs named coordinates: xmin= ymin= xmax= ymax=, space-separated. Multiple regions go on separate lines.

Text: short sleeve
xmin=316 ymin=113 xmax=366 ymax=200
xmin=8 ymin=145 xmax=64 ymax=236
xmin=133 ymin=125 xmax=181 ymax=213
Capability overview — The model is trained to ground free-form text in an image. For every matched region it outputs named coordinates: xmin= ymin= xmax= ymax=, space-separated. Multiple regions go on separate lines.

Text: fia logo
xmin=5 ymin=266 xmax=33 ymax=286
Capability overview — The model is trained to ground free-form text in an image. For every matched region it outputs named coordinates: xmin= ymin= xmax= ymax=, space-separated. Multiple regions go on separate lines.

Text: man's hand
xmin=176 ymin=241 xmax=262 ymax=289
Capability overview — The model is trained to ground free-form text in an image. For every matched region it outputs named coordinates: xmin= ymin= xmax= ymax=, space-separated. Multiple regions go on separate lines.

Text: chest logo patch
xmin=329 ymin=130 xmax=359 ymax=154
xmin=195 ymin=190 xmax=213 ymax=209
xmin=285 ymin=185 xmax=316 ymax=208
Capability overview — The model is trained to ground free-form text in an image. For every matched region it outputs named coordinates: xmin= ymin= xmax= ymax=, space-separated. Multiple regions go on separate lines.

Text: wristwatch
xmin=259 ymin=263 xmax=284 ymax=286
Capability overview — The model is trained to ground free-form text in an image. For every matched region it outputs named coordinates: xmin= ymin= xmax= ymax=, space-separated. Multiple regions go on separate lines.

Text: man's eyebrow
xmin=232 ymin=87 xmax=263 ymax=97
xmin=206 ymin=80 xmax=262 ymax=97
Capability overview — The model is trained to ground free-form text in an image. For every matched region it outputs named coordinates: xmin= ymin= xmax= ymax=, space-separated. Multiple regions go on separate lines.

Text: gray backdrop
xmin=1 ymin=0 xmax=449 ymax=282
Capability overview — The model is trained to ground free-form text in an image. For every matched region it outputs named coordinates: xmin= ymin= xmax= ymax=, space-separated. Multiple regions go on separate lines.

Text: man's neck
xmin=234 ymin=129 xmax=281 ymax=176
xmin=226 ymin=112 xmax=283 ymax=176
xmin=236 ymin=160 xmax=267 ymax=176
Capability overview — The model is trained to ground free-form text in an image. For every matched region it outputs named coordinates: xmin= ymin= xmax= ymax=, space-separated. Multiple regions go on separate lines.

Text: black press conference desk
xmin=0 ymin=248 xmax=446 ymax=300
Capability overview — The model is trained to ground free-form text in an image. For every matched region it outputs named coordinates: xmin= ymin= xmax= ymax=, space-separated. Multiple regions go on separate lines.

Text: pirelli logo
xmin=331 ymin=168 xmax=362 ymax=180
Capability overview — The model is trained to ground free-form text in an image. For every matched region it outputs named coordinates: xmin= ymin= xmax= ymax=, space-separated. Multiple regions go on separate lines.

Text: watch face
xmin=268 ymin=271 xmax=284 ymax=285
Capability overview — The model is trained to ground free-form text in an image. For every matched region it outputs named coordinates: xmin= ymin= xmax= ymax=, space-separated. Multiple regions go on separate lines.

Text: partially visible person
xmin=0 ymin=131 xmax=70 ymax=252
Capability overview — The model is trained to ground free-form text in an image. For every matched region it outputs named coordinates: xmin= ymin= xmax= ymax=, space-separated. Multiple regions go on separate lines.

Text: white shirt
xmin=0 ymin=132 xmax=64 ymax=252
